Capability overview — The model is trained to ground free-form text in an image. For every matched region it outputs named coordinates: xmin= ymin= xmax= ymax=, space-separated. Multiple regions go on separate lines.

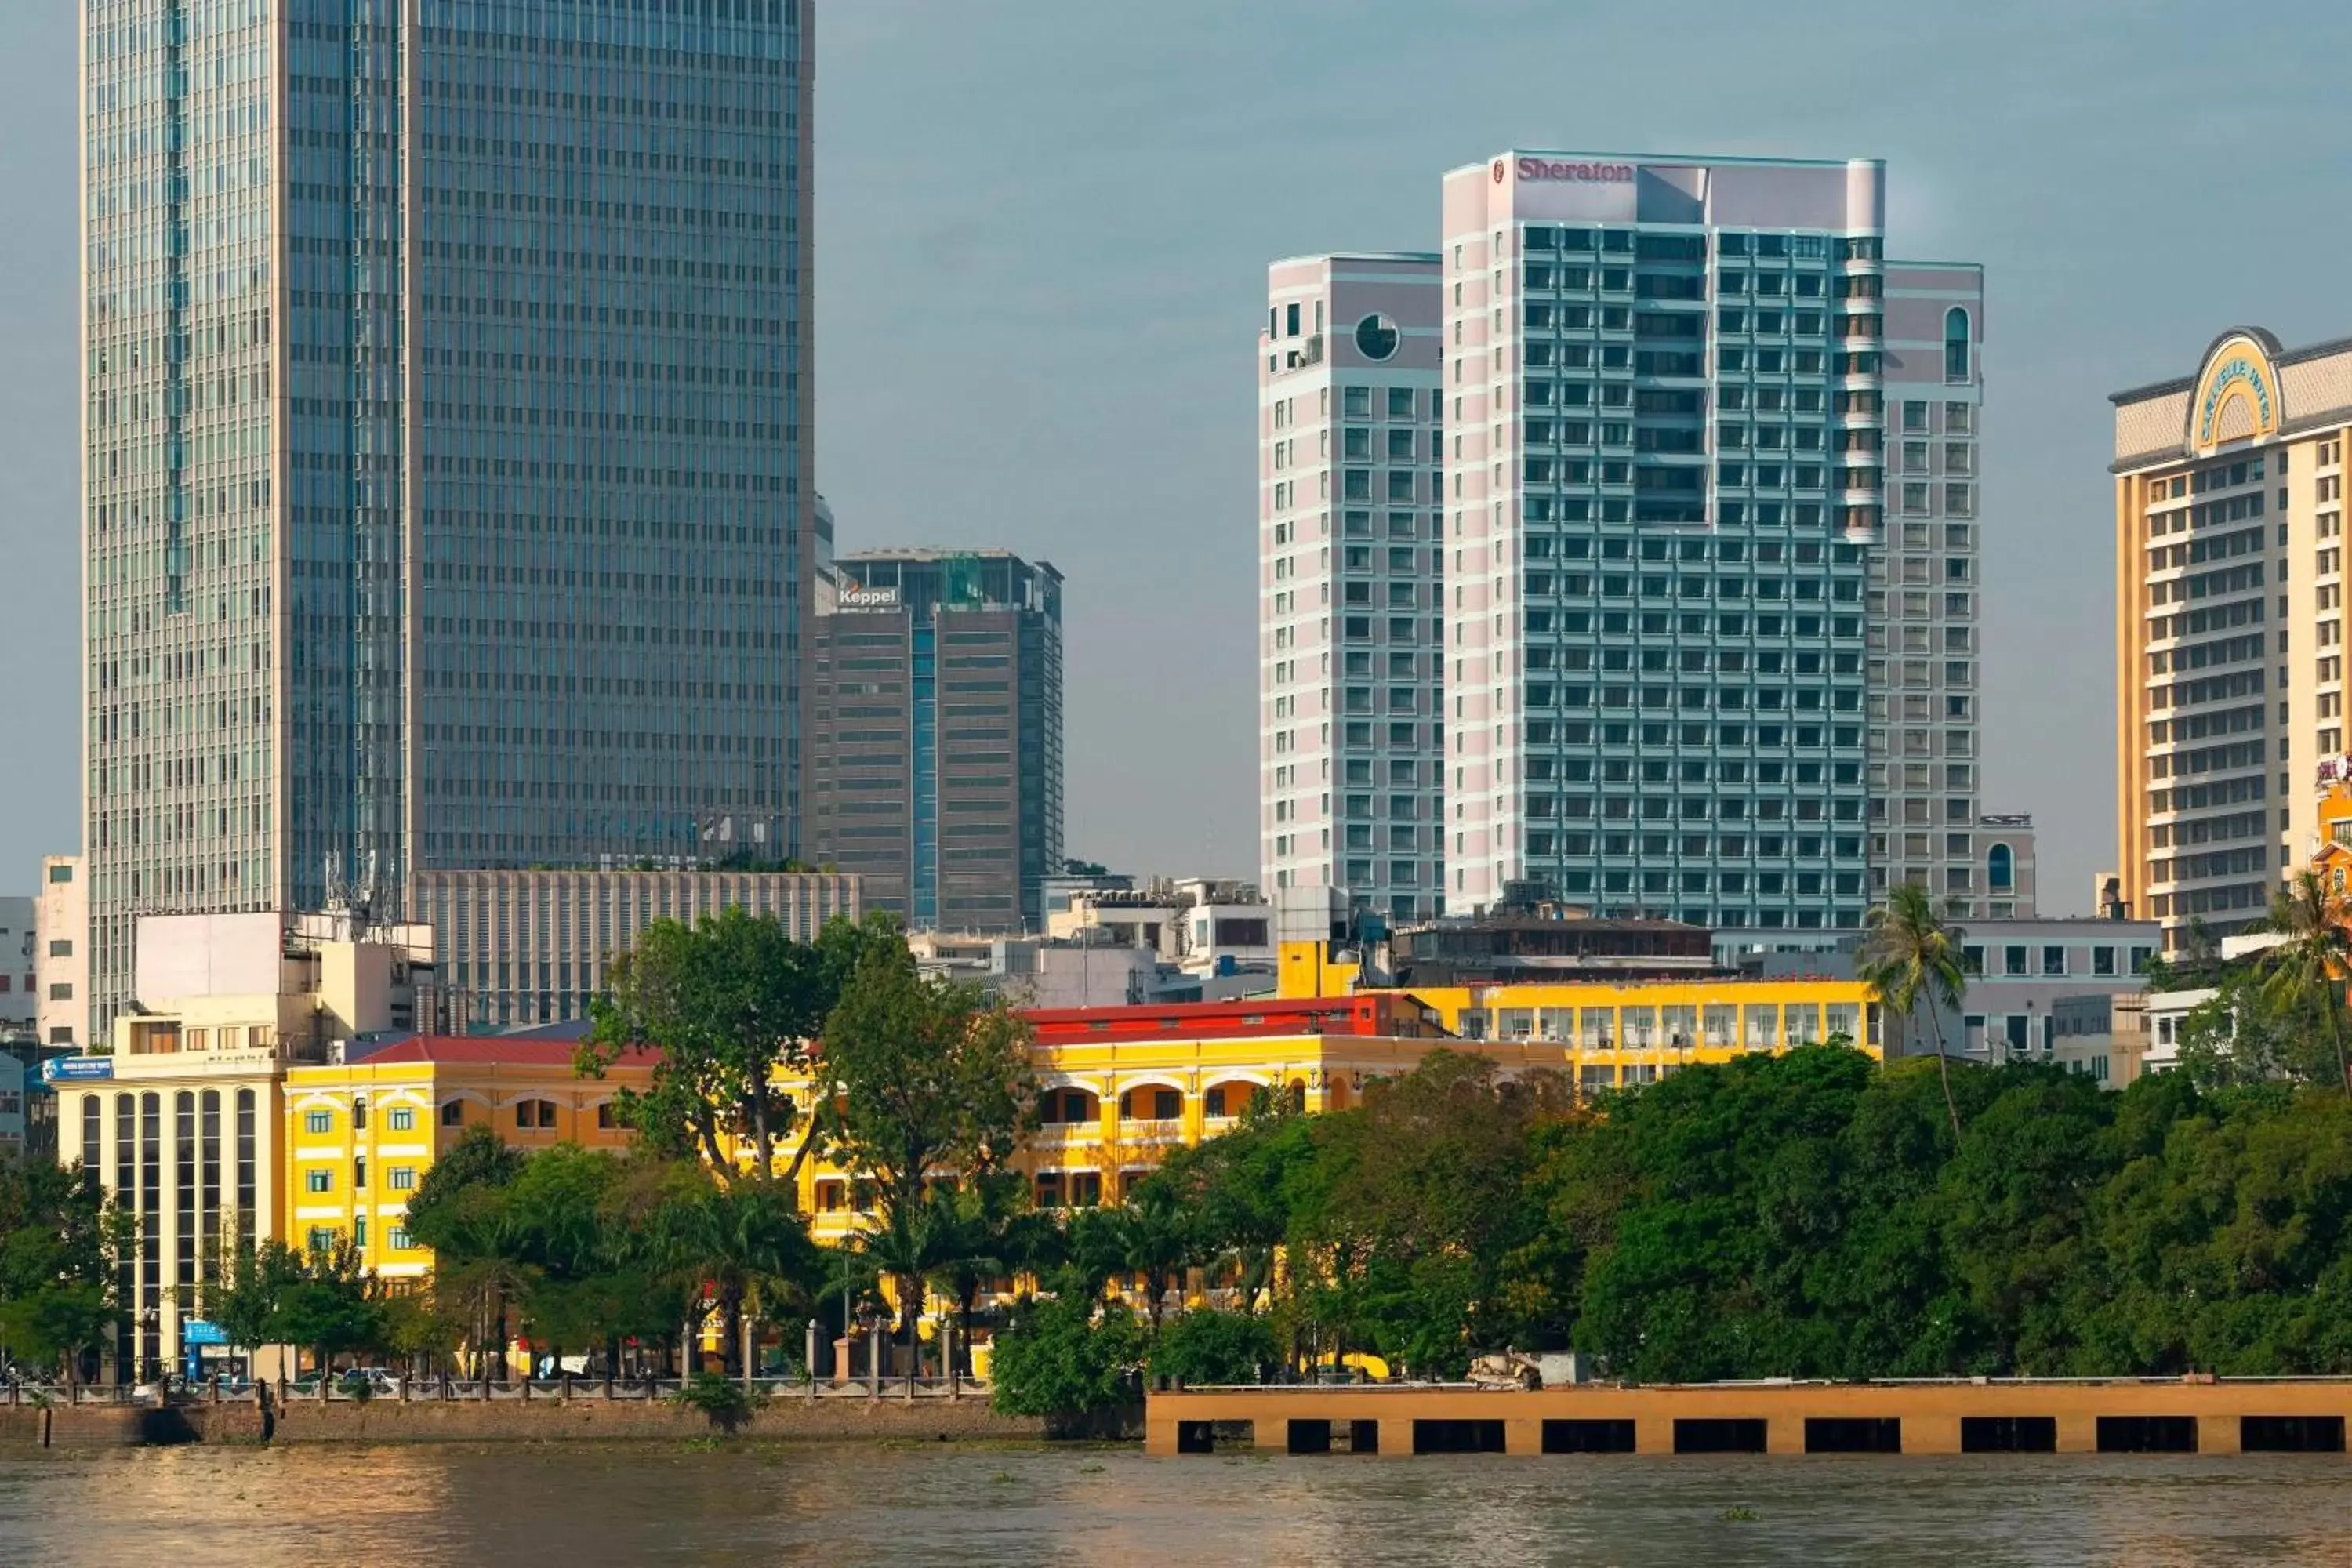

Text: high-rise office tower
xmin=1438 ymin=151 xmax=1893 ymax=936
xmin=2114 ymin=328 xmax=2352 ymax=948
xmin=1871 ymin=264 xmax=2021 ymax=916
xmin=79 ymin=2 xmax=815 ymax=1036
xmin=1256 ymin=254 xmax=1446 ymax=924
xmin=809 ymin=550 xmax=1063 ymax=932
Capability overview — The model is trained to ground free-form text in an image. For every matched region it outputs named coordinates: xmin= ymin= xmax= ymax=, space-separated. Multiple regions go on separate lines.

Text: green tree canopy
xmin=580 ymin=908 xmax=903 ymax=1182
xmin=0 ymin=1161 xmax=122 ymax=1377
xmin=810 ymin=940 xmax=1038 ymax=1340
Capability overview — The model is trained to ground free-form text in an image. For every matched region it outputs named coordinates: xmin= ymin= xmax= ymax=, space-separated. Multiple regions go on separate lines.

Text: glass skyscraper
xmin=80 ymin=0 xmax=814 ymax=1036
xmin=1441 ymin=152 xmax=1886 ymax=937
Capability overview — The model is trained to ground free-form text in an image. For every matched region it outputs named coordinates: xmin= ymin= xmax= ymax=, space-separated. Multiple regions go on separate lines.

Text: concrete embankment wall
xmin=1 ymin=1405 xmax=191 ymax=1449
xmin=260 ymin=1396 xmax=1040 ymax=1444
xmin=4 ymin=1396 xmax=1041 ymax=1447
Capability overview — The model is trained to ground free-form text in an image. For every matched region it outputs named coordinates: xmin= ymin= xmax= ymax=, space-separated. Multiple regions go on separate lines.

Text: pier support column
xmin=1634 ymin=1418 xmax=1674 ymax=1456
xmin=1145 ymin=1414 xmax=1181 ymax=1457
xmin=2055 ymin=1414 xmax=2098 ymax=1454
xmin=1504 ymin=1417 xmax=1544 ymax=1457
xmin=1766 ymin=1417 xmax=1804 ymax=1456
xmin=2197 ymin=1414 xmax=2240 ymax=1455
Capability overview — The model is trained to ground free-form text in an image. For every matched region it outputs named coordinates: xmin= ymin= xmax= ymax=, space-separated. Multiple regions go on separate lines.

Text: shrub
xmin=673 ymin=1371 xmax=756 ymax=1434
xmin=988 ymin=1295 xmax=1145 ymax=1433
xmin=1149 ymin=1310 xmax=1277 ymax=1388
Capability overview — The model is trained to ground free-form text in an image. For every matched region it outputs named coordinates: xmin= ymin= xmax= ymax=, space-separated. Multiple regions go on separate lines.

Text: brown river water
xmin=3 ymin=1443 xmax=2350 ymax=1566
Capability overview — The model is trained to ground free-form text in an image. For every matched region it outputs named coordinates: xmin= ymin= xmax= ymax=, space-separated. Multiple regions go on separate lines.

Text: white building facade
xmin=1258 ymin=254 xmax=1446 ymax=924
xmin=36 ymin=857 xmax=89 ymax=1049
xmin=1439 ymin=152 xmax=1890 ymax=935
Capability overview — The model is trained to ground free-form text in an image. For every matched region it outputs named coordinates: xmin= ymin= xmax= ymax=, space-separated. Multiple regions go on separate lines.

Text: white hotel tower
xmin=1257 ymin=256 xmax=1446 ymax=923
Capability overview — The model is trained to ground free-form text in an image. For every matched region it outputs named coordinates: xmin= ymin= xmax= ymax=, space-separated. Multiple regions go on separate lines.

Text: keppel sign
xmin=836 ymin=586 xmax=900 ymax=612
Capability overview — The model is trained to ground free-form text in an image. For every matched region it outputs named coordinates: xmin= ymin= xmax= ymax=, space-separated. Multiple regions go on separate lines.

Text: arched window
xmin=1944 ymin=307 xmax=1971 ymax=383
xmin=1039 ymin=1087 xmax=1099 ymax=1126
xmin=1987 ymin=843 xmax=2014 ymax=892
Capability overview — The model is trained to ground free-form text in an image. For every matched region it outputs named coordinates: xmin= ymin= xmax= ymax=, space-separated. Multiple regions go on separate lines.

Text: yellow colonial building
xmin=786 ymin=993 xmax=1453 ymax=1244
xmin=282 ymin=1037 xmax=655 ymax=1279
xmin=779 ymin=952 xmax=1878 ymax=1244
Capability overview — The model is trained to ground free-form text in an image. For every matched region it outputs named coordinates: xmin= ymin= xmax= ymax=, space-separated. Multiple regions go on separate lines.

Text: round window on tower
xmin=1354 ymin=313 xmax=1400 ymax=361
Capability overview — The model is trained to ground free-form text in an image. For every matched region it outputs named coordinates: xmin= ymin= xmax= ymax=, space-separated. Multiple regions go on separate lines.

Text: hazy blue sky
xmin=6 ymin=2 xmax=2352 ymax=915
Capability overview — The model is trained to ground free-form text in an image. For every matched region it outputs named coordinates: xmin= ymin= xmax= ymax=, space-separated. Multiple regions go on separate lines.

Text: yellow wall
xmin=1405 ymin=978 xmax=1878 ymax=1064
xmin=780 ymin=971 xmax=1875 ymax=1247
xmin=283 ymin=1055 xmax=648 ymax=1279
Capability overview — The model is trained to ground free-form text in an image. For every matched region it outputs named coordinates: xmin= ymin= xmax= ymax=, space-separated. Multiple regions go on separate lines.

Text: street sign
xmin=181 ymin=1319 xmax=229 ymax=1347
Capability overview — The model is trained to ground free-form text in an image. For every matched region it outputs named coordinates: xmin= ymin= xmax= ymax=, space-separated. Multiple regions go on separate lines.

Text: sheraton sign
xmin=1502 ymin=156 xmax=1636 ymax=184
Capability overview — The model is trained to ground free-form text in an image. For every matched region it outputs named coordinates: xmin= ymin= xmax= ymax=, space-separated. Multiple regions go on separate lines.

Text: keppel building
xmin=1258 ymin=253 xmax=1446 ymax=923
xmin=79 ymin=2 xmax=816 ymax=1041
xmin=2113 ymin=328 xmax=2352 ymax=947
xmin=1440 ymin=151 xmax=1892 ymax=935
xmin=809 ymin=550 xmax=1064 ymax=932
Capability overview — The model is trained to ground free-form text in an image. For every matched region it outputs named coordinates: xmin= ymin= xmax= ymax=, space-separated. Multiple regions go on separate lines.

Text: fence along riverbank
xmin=1146 ymin=1377 xmax=2352 ymax=1457
xmin=2 ymin=1375 xmax=1042 ymax=1447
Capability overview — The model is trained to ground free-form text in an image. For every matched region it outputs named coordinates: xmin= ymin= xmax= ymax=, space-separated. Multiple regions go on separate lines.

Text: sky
xmin=6 ymin=2 xmax=2352 ymax=916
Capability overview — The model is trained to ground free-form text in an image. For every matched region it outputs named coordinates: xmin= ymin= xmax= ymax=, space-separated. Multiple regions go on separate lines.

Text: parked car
xmin=130 ymin=1374 xmax=191 ymax=1406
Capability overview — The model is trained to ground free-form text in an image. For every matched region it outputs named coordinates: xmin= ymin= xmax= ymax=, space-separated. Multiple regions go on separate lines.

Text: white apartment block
xmin=36 ymin=856 xmax=89 ymax=1048
xmin=1871 ymin=265 xmax=2032 ymax=916
xmin=1258 ymin=254 xmax=1446 ymax=924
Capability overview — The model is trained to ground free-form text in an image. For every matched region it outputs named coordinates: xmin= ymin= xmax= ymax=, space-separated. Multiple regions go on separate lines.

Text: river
xmin=3 ymin=1443 xmax=2349 ymax=1565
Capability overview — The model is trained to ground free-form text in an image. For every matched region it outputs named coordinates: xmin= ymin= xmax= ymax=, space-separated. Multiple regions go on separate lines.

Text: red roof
xmin=1019 ymin=993 xmax=1436 ymax=1046
xmin=354 ymin=1036 xmax=658 ymax=1068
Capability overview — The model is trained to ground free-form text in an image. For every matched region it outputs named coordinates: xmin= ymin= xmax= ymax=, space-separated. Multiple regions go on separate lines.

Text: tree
xmin=401 ymin=1125 xmax=533 ymax=1375
xmin=811 ymin=941 xmax=1038 ymax=1343
xmin=623 ymin=1160 xmax=821 ymax=1377
xmin=1146 ymin=1091 xmax=1311 ymax=1312
xmin=1282 ymin=1052 xmax=1568 ymax=1376
xmin=1149 ymin=1308 xmax=1277 ymax=1387
xmin=270 ymin=1240 xmax=389 ymax=1376
xmin=2174 ymin=971 xmax=2324 ymax=1089
xmin=581 ymin=908 xmax=899 ymax=1184
xmin=987 ymin=1294 xmax=1145 ymax=1434
xmin=0 ymin=1161 xmax=123 ymax=1385
xmin=2254 ymin=869 xmax=2352 ymax=1091
xmin=1857 ymin=882 xmax=1969 ymax=1142
xmin=209 ymin=1237 xmax=307 ymax=1371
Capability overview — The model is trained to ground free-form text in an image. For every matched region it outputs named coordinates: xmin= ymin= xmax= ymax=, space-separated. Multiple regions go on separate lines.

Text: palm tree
xmin=1857 ymin=882 xmax=1969 ymax=1142
xmin=2255 ymin=869 xmax=2352 ymax=1092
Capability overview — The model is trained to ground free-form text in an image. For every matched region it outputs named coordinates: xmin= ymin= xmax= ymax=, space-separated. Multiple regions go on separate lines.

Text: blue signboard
xmin=42 ymin=1057 xmax=114 ymax=1083
xmin=181 ymin=1319 xmax=229 ymax=1348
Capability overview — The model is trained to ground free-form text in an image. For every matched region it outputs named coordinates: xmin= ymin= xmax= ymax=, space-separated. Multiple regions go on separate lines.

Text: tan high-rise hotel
xmin=2113 ymin=328 xmax=2352 ymax=948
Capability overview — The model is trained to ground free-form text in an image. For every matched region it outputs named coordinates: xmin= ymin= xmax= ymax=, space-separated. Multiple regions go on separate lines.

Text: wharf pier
xmin=1145 ymin=1377 xmax=2352 ymax=1458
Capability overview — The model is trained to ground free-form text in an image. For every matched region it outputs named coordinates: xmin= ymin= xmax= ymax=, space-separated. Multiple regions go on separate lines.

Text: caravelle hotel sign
xmin=2189 ymin=332 xmax=2284 ymax=455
